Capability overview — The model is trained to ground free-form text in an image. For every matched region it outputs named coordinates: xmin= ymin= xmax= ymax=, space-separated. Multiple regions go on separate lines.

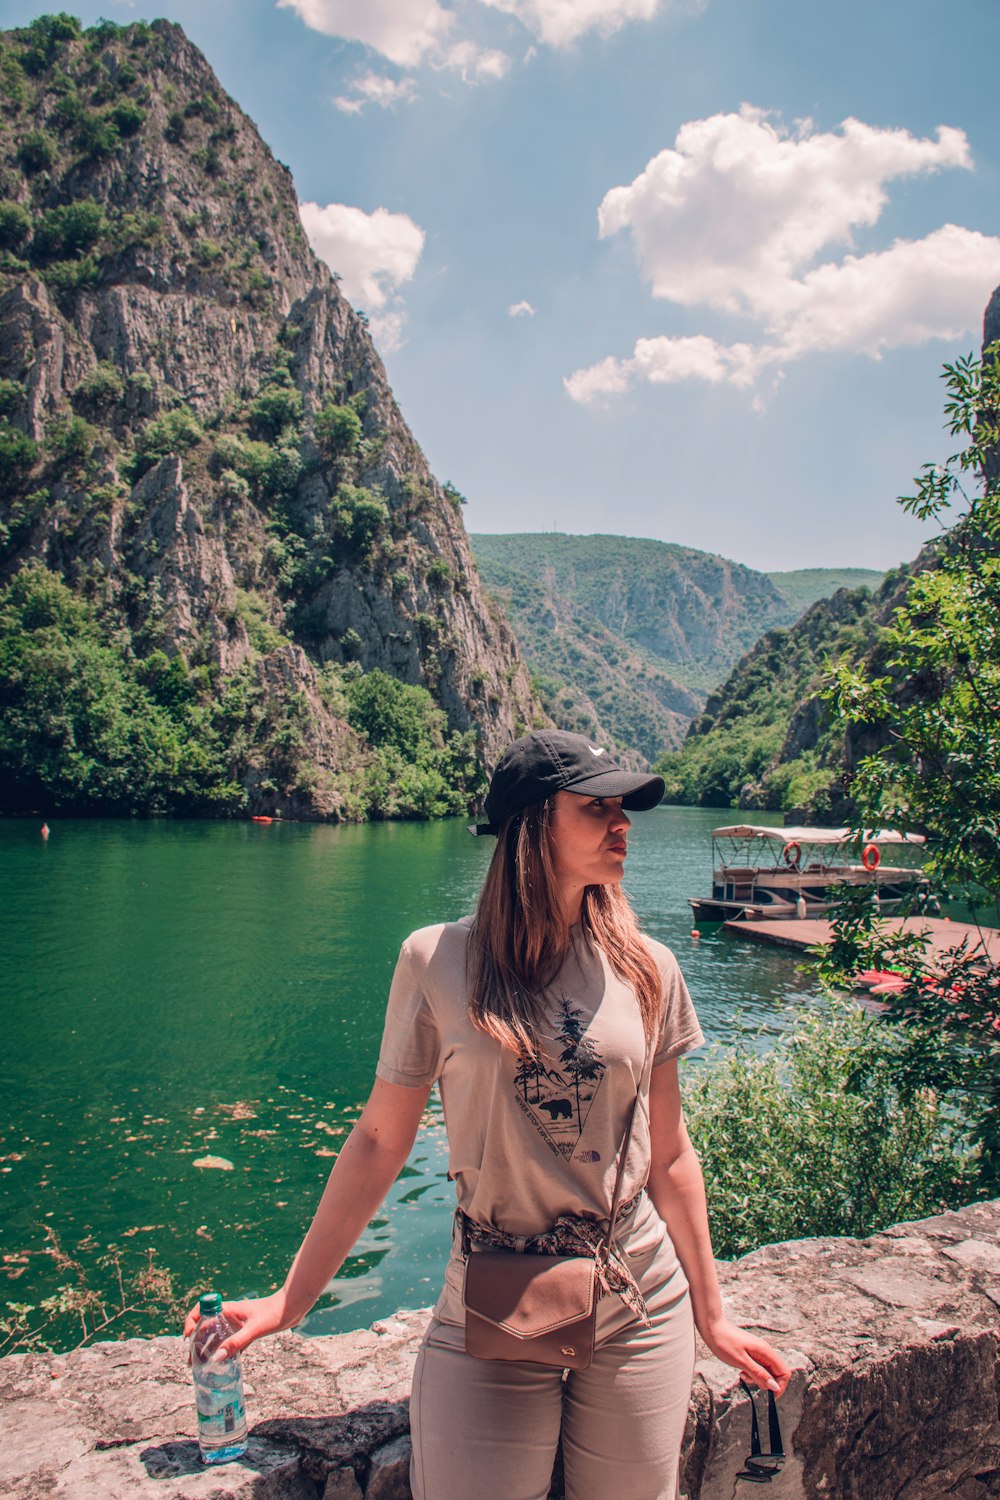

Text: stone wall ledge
xmin=1 ymin=1199 xmax=998 ymax=1500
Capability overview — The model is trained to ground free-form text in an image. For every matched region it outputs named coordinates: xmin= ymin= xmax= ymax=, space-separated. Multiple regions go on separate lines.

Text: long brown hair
xmin=467 ymin=797 xmax=664 ymax=1056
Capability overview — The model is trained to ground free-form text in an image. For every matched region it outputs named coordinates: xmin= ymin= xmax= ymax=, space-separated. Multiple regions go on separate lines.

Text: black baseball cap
xmin=470 ymin=730 xmax=664 ymax=836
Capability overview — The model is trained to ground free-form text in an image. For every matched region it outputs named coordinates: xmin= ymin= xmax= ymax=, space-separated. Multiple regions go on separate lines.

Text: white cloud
xmin=440 ymin=39 xmax=511 ymax=79
xmin=333 ymin=71 xmax=418 ymax=113
xmin=774 ymin=224 xmax=1000 ymax=358
xmin=480 ymin=0 xmax=667 ymax=48
xmin=280 ymin=0 xmax=506 ymax=82
xmin=565 ymin=336 xmax=767 ymax=402
xmin=277 ymin=0 xmax=451 ymax=67
xmin=508 ymin=299 xmax=536 ymax=317
xmin=299 ymin=202 xmax=425 ymax=349
xmin=567 ymin=107 xmax=1000 ymax=402
xmin=598 ymin=106 xmax=972 ymax=316
xmin=563 ymin=354 xmax=635 ymax=403
xmin=367 ymin=309 xmax=409 ymax=352
xmin=284 ymin=0 xmax=676 ymax=82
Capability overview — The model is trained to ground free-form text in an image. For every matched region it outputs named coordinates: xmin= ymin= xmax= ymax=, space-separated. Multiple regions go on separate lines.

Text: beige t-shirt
xmin=377 ymin=918 xmax=704 ymax=1256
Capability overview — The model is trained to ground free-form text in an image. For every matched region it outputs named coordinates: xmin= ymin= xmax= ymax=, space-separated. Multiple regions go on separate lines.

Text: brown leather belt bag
xmin=462 ymin=1092 xmax=640 ymax=1370
xmin=464 ymin=1249 xmax=599 ymax=1370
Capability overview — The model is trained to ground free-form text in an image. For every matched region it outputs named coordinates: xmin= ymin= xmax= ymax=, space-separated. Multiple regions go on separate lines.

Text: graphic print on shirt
xmin=513 ymin=997 xmax=607 ymax=1159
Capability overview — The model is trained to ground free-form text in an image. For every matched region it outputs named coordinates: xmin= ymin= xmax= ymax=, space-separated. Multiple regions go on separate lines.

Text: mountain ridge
xmin=472 ymin=531 xmax=882 ymax=764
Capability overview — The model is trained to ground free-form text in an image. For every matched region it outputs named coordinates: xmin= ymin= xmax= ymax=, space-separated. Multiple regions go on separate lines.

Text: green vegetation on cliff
xmin=0 ymin=564 xmax=481 ymax=817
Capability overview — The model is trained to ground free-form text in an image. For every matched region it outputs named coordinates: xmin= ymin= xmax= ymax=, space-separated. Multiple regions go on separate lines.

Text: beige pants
xmin=409 ymin=1234 xmax=695 ymax=1500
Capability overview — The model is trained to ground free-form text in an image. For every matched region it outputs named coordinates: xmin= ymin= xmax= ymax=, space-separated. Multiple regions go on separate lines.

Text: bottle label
xmin=194 ymin=1363 xmax=248 ymax=1450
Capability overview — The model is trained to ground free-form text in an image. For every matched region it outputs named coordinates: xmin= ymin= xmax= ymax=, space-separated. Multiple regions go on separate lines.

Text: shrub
xmin=194 ymin=237 xmax=223 ymax=266
xmin=19 ymin=14 xmax=81 ymax=75
xmin=27 ymin=13 xmax=81 ymax=48
xmin=210 ymin=433 xmax=301 ymax=504
xmin=51 ymin=90 xmax=84 ymax=132
xmin=86 ymin=20 xmax=121 ymax=46
xmin=314 ymin=400 xmax=361 ymax=458
xmin=75 ymin=362 xmax=123 ymax=407
xmin=0 ymin=380 xmax=23 ymax=416
xmin=106 ymin=210 xmax=161 ymax=252
xmin=683 ymin=998 xmax=978 ymax=1259
xmin=426 ymin=558 xmax=452 ymax=592
xmin=45 ymin=413 xmax=99 ymax=464
xmin=232 ymin=589 xmax=288 ymax=655
xmin=330 ymin=484 xmax=389 ymax=557
xmin=0 ymin=201 xmax=32 ymax=252
xmin=131 ymin=406 xmax=203 ymax=474
xmin=248 ymin=383 xmax=302 ymax=442
xmin=18 ymin=131 xmax=58 ymax=174
xmin=39 ymin=256 xmax=99 ymax=294
xmin=32 ymin=200 xmax=106 ymax=260
xmin=163 ymin=110 xmax=185 ymax=144
xmin=0 ymin=421 xmax=38 ymax=486
xmin=110 ymin=97 xmax=144 ymax=136
xmin=74 ymin=111 xmax=121 ymax=159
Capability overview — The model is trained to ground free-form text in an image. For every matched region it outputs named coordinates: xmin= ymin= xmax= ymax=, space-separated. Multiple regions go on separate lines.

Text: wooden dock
xmin=722 ymin=914 xmax=1000 ymax=965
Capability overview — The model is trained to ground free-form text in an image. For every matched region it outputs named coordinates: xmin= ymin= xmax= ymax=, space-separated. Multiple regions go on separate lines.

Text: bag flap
xmin=463 ymin=1253 xmax=596 ymax=1339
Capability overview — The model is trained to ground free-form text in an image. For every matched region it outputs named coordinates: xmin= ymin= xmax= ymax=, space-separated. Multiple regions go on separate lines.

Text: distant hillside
xmin=654 ymin=568 xmax=913 ymax=813
xmin=471 ymin=533 xmax=867 ymax=763
xmin=768 ymin=568 xmax=885 ymax=616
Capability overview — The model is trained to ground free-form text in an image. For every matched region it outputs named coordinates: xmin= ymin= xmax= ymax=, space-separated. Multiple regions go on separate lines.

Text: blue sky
xmin=8 ymin=0 xmax=1000 ymax=570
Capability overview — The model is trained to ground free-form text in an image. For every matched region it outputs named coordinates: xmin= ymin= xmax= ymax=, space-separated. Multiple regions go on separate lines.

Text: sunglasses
xmin=736 ymin=1379 xmax=785 ymax=1483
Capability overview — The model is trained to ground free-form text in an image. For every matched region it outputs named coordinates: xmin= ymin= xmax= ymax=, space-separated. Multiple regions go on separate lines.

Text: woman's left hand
xmin=699 ymin=1316 xmax=791 ymax=1395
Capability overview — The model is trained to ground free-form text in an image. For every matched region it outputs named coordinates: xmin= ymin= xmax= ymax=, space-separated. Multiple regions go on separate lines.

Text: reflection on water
xmin=1 ymin=806 xmax=828 ymax=1339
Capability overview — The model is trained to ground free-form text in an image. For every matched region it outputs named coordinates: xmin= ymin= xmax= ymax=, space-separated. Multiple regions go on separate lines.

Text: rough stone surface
xmin=1 ymin=1207 xmax=999 ymax=1499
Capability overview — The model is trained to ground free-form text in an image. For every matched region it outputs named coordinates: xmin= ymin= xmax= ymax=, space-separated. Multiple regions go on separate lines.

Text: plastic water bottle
xmin=191 ymin=1292 xmax=248 ymax=1464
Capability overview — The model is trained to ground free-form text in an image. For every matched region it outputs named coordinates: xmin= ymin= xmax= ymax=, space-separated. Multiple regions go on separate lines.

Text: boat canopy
xmin=710 ymin=825 xmax=925 ymax=846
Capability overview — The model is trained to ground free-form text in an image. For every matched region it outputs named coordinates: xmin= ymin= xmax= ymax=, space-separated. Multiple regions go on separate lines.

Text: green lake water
xmin=0 ymin=806 xmax=823 ymax=1345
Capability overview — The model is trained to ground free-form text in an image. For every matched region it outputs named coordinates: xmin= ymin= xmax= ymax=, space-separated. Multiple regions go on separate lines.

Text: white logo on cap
xmin=588 ymin=745 xmax=606 ymax=756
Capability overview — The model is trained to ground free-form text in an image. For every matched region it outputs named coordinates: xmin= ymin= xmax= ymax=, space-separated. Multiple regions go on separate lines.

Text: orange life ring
xmin=782 ymin=841 xmax=801 ymax=870
xmin=862 ymin=843 xmax=881 ymax=871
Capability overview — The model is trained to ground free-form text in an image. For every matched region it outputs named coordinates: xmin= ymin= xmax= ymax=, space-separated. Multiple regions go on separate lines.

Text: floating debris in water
xmin=217 ymin=1101 xmax=258 ymax=1120
xmin=192 ymin=1155 xmax=234 ymax=1171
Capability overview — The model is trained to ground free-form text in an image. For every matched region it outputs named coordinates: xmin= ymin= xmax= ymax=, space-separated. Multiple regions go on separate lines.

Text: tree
xmin=554 ymin=998 xmax=605 ymax=1132
xmin=822 ymin=345 xmax=1000 ymax=1189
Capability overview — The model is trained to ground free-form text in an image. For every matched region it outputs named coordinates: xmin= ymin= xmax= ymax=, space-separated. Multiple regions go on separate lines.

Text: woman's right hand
xmin=183 ymin=1290 xmax=296 ymax=1360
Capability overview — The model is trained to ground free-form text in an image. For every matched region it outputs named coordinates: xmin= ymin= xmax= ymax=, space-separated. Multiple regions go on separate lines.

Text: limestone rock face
xmin=1 ymin=1205 xmax=998 ymax=1499
xmin=0 ymin=18 xmax=539 ymax=817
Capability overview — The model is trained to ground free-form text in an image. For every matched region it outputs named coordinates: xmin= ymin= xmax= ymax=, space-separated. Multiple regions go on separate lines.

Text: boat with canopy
xmin=689 ymin=824 xmax=929 ymax=923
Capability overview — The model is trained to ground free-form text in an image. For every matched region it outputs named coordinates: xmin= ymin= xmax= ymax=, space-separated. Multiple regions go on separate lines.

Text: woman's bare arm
xmin=183 ymin=1076 xmax=432 ymax=1357
xmin=645 ymin=1059 xmax=790 ymax=1394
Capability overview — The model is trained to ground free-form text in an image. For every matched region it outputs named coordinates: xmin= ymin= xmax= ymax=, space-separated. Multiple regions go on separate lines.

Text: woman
xmin=185 ymin=730 xmax=789 ymax=1499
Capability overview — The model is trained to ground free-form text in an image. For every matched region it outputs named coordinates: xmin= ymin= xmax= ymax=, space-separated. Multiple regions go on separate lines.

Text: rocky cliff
xmin=0 ymin=15 xmax=539 ymax=819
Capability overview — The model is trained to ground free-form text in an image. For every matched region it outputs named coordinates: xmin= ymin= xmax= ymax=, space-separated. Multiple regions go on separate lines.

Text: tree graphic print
xmin=555 ymin=997 xmax=606 ymax=1132
xmin=514 ymin=1051 xmax=566 ymax=1103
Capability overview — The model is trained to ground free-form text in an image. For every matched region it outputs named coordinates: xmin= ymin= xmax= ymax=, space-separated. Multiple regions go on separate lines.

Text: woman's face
xmin=548 ymin=791 xmax=631 ymax=900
